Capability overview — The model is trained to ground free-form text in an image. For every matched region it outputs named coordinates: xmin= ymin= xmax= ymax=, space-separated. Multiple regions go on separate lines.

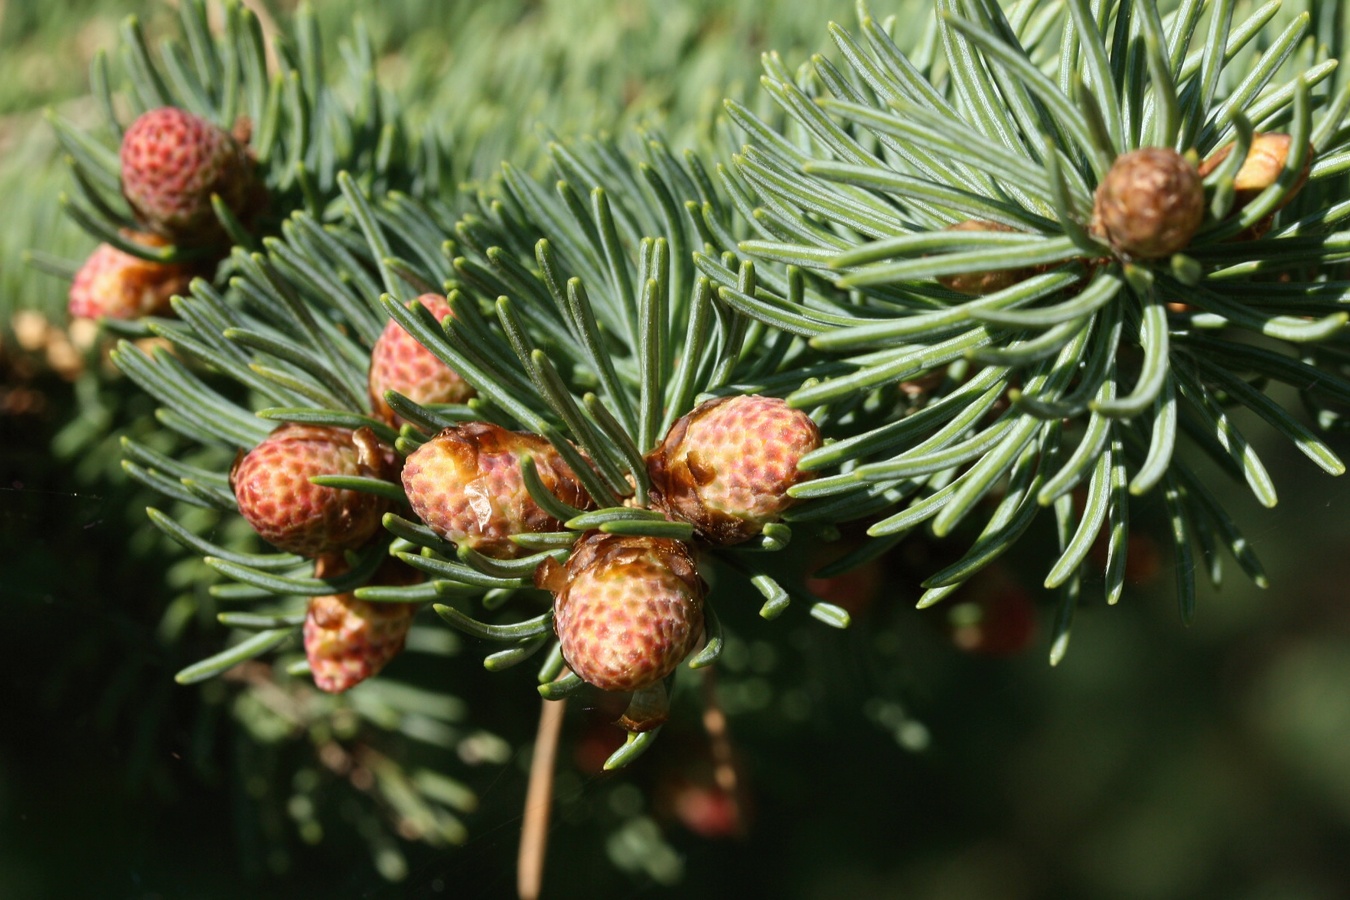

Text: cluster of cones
xmin=397 ymin=394 xmax=821 ymax=717
xmin=72 ymin=103 xmax=1270 ymax=703
xmin=230 ymin=291 xmax=822 ymax=710
xmin=67 ymin=106 xmax=266 ymax=321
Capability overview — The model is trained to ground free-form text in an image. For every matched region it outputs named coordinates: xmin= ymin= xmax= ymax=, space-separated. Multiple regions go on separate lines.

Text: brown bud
xmin=1199 ymin=133 xmax=1313 ymax=239
xmin=1091 ymin=147 xmax=1204 ymax=258
xmin=936 ymin=220 xmax=1036 ymax=295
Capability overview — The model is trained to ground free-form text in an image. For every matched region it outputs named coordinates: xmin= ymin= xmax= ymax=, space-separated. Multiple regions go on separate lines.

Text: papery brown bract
xmin=401 ymin=422 xmax=592 ymax=558
xmin=68 ymin=232 xmax=199 ymax=320
xmin=1199 ymin=133 xmax=1314 ymax=240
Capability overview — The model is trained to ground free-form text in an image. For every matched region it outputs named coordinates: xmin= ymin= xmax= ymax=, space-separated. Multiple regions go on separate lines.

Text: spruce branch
xmin=716 ymin=0 xmax=1350 ymax=646
xmin=36 ymin=3 xmax=1350 ymax=835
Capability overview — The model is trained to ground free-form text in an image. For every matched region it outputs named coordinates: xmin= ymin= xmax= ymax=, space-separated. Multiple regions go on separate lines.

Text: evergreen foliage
xmin=10 ymin=0 xmax=1350 ymax=892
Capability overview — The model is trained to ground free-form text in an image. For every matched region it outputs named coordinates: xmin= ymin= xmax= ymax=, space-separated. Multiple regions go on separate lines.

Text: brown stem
xmin=518 ymin=697 xmax=567 ymax=900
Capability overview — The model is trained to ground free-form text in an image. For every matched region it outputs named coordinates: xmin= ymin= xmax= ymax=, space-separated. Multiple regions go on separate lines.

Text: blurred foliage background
xmin=2 ymin=1 xmax=1350 ymax=898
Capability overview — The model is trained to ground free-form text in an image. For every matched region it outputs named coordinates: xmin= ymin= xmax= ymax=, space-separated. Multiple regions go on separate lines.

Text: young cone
xmin=647 ymin=395 xmax=821 ymax=544
xmin=539 ymin=532 xmax=706 ymax=694
xmin=230 ymin=425 xmax=392 ymax=557
xmin=1091 ymin=147 xmax=1204 ymax=258
xmin=304 ymin=556 xmax=421 ymax=693
xmin=120 ymin=107 xmax=261 ymax=246
xmin=67 ymin=233 xmax=199 ymax=320
xmin=367 ymin=293 xmax=475 ymax=427
xmin=401 ymin=422 xmax=592 ymax=558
